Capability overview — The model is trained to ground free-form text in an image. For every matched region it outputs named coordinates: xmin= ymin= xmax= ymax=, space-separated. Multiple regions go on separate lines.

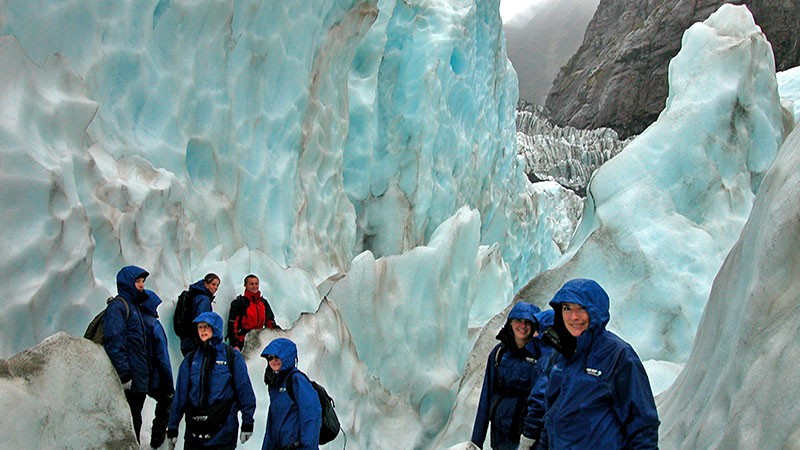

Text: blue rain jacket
xmin=471 ymin=302 xmax=549 ymax=449
xmin=141 ymin=289 xmax=174 ymax=396
xmin=261 ymin=338 xmax=322 ymax=450
xmin=179 ymin=279 xmax=215 ymax=355
xmin=524 ymin=279 xmax=659 ymax=449
xmin=168 ymin=311 xmax=256 ymax=446
xmin=103 ymin=265 xmax=150 ymax=393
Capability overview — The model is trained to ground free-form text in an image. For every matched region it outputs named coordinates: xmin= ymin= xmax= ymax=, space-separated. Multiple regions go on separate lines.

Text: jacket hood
xmin=497 ymin=302 xmax=541 ymax=347
xmin=116 ymin=265 xmax=149 ymax=302
xmin=507 ymin=302 xmax=540 ymax=326
xmin=549 ymin=278 xmax=610 ymax=331
xmin=189 ymin=279 xmax=214 ymax=298
xmin=193 ymin=311 xmax=224 ymax=341
xmin=140 ymin=289 xmax=162 ymax=317
xmin=260 ymin=338 xmax=298 ymax=372
xmin=535 ymin=309 xmax=555 ymax=331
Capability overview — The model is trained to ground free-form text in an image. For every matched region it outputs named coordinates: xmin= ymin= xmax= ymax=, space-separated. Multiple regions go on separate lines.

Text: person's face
xmin=205 ymin=278 xmax=220 ymax=295
xmin=197 ymin=322 xmax=213 ymax=342
xmin=244 ymin=277 xmax=259 ymax=294
xmin=134 ymin=277 xmax=146 ymax=292
xmin=511 ymin=318 xmax=533 ymax=341
xmin=562 ymin=302 xmax=590 ymax=337
xmin=267 ymin=355 xmax=282 ymax=372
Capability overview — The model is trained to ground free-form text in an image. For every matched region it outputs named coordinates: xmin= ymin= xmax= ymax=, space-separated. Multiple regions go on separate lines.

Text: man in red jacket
xmin=226 ymin=274 xmax=279 ymax=350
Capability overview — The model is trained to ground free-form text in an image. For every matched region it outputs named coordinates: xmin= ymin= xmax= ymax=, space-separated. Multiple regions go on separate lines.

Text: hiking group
xmin=94 ymin=266 xmax=656 ymax=450
xmin=91 ymin=265 xmax=332 ymax=450
xmin=469 ymin=278 xmax=661 ymax=450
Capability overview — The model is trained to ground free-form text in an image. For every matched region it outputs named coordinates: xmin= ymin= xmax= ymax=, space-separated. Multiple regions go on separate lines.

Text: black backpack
xmin=173 ymin=289 xmax=197 ymax=338
xmin=84 ymin=296 xmax=129 ymax=344
xmin=286 ymin=369 xmax=342 ymax=445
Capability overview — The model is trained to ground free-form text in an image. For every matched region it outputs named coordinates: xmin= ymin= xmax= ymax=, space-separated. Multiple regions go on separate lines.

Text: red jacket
xmin=226 ymin=291 xmax=276 ymax=348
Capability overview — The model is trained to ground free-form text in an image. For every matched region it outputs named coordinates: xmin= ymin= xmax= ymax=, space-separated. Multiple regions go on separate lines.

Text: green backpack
xmin=84 ymin=296 xmax=129 ymax=344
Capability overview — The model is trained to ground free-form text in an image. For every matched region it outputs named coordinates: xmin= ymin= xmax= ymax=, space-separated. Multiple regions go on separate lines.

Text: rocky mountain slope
xmin=544 ymin=0 xmax=800 ymax=138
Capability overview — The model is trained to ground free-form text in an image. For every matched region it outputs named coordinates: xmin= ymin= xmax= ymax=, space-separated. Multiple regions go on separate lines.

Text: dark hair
xmin=243 ymin=274 xmax=259 ymax=285
xmin=203 ymin=273 xmax=220 ymax=284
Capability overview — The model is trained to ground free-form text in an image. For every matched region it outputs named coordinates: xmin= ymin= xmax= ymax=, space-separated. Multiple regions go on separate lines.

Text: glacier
xmin=1 ymin=1 xmax=799 ymax=449
xmin=515 ymin=101 xmax=629 ymax=195
xmin=514 ymin=4 xmax=786 ymax=364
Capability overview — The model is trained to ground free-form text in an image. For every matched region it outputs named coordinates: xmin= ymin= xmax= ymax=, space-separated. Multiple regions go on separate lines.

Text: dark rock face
xmin=747 ymin=0 xmax=800 ymax=71
xmin=544 ymin=0 xmax=800 ymax=139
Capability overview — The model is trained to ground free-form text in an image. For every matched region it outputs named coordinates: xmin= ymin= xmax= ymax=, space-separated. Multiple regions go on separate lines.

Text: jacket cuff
xmin=119 ymin=374 xmax=132 ymax=384
xmin=240 ymin=422 xmax=254 ymax=433
xmin=167 ymin=429 xmax=178 ymax=439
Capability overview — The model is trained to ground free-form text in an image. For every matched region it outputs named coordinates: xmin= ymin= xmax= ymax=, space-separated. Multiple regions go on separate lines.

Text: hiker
xmin=103 ymin=265 xmax=150 ymax=443
xmin=227 ymin=274 xmax=278 ymax=350
xmin=179 ymin=273 xmax=221 ymax=356
xmin=518 ymin=278 xmax=660 ymax=450
xmin=261 ymin=337 xmax=322 ymax=450
xmin=469 ymin=302 xmax=552 ymax=450
xmin=167 ymin=311 xmax=256 ymax=449
xmin=140 ymin=289 xmax=174 ymax=449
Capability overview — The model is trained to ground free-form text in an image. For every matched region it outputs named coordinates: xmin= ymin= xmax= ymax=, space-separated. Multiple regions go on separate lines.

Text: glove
xmin=240 ymin=431 xmax=253 ymax=443
xmin=518 ymin=434 xmax=537 ymax=450
xmin=167 ymin=437 xmax=177 ymax=450
xmin=466 ymin=441 xmax=481 ymax=450
xmin=121 ymin=380 xmax=132 ymax=391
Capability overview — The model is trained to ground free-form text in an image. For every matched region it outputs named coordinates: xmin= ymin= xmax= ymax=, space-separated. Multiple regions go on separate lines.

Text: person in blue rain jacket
xmin=140 ymin=289 xmax=174 ymax=449
xmin=180 ymin=273 xmax=220 ymax=356
xmin=103 ymin=265 xmax=150 ymax=443
xmin=167 ymin=311 xmax=256 ymax=449
xmin=518 ymin=278 xmax=660 ymax=450
xmin=261 ymin=337 xmax=322 ymax=450
xmin=469 ymin=302 xmax=551 ymax=450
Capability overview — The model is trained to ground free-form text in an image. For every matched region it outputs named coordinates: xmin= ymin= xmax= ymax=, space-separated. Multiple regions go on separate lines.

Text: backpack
xmin=226 ymin=295 xmax=248 ymax=345
xmin=286 ymin=369 xmax=341 ymax=445
xmin=84 ymin=296 xmax=129 ymax=344
xmin=173 ymin=289 xmax=198 ymax=338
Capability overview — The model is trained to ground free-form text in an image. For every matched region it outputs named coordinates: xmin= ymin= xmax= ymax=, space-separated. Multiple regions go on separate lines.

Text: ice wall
xmin=0 ymin=0 xmax=574 ymax=357
xmin=657 ymin=116 xmax=800 ymax=450
xmin=515 ymin=102 xmax=629 ymax=194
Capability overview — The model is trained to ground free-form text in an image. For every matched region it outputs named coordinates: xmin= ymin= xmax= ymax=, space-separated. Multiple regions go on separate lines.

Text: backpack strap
xmin=493 ymin=344 xmax=510 ymax=395
xmin=225 ymin=344 xmax=235 ymax=377
xmin=494 ymin=343 xmax=506 ymax=368
xmin=225 ymin=344 xmax=240 ymax=407
xmin=107 ymin=295 xmax=130 ymax=320
xmin=235 ymin=298 xmax=246 ymax=337
xmin=227 ymin=296 xmax=247 ymax=344
xmin=185 ymin=344 xmax=237 ymax=400
xmin=284 ymin=368 xmax=305 ymax=403
xmin=186 ymin=349 xmax=198 ymax=394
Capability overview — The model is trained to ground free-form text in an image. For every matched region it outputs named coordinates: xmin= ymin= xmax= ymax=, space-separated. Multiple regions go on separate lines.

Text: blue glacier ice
xmin=0 ymin=1 xmax=799 ymax=449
